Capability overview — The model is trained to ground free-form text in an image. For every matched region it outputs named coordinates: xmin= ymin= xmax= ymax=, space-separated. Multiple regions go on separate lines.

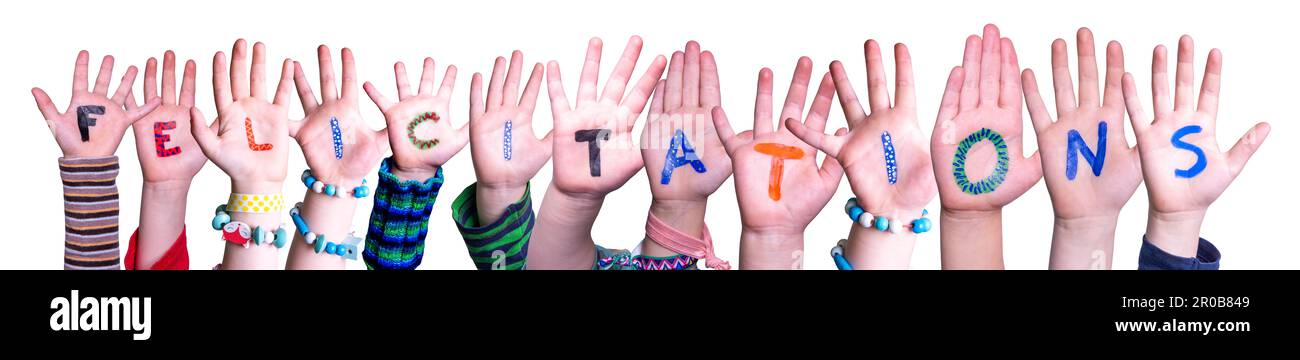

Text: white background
xmin=1 ymin=0 xmax=1294 ymax=269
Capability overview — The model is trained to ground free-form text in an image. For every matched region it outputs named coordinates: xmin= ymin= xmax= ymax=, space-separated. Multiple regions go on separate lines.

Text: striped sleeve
xmin=363 ymin=157 xmax=443 ymax=270
xmin=450 ymin=182 xmax=532 ymax=270
xmin=59 ymin=156 xmax=121 ymax=270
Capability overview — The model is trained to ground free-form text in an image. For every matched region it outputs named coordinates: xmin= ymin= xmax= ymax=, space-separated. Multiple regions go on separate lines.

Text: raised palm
xmin=545 ymin=37 xmax=666 ymax=196
xmin=291 ymin=46 xmax=387 ymax=186
xmin=364 ymin=57 xmax=468 ymax=175
xmin=1022 ymin=29 xmax=1142 ymax=219
xmin=642 ymin=41 xmax=732 ymax=201
xmin=714 ymin=58 xmax=844 ymax=233
xmin=1122 ymin=36 xmax=1269 ymax=214
xmin=191 ymin=40 xmax=293 ymax=187
xmin=931 ymin=25 xmax=1042 ymax=212
xmin=789 ymin=41 xmax=936 ymax=220
xmin=129 ymin=51 xmax=207 ymax=183
xmin=33 ymin=51 xmax=157 ymax=158
xmin=467 ymin=51 xmax=551 ymax=188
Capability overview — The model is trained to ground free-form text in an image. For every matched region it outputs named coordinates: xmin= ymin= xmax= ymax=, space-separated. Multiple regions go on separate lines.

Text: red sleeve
xmin=125 ymin=227 xmax=190 ymax=270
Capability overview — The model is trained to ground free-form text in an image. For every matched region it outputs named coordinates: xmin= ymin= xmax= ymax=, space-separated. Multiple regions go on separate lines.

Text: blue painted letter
xmin=1171 ymin=125 xmax=1207 ymax=178
xmin=660 ymin=129 xmax=707 ymax=185
xmin=1065 ymin=121 xmax=1108 ymax=180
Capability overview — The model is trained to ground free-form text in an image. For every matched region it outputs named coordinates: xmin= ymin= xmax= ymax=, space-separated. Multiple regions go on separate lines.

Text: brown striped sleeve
xmin=59 ymin=156 xmax=120 ymax=270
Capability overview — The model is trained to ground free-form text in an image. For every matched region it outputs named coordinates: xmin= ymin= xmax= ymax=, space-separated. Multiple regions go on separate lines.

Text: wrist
xmin=231 ymin=180 xmax=284 ymax=195
xmin=1050 ymin=215 xmax=1119 ymax=269
xmin=642 ymin=198 xmax=708 ymax=257
xmin=390 ymin=163 xmax=439 ymax=183
xmin=740 ymin=227 xmax=805 ymax=270
xmin=286 ymin=191 xmax=361 ymax=269
xmin=939 ymin=208 xmax=1005 ymax=269
xmin=1144 ymin=209 xmax=1206 ymax=258
xmin=475 ymin=182 xmax=527 ymax=224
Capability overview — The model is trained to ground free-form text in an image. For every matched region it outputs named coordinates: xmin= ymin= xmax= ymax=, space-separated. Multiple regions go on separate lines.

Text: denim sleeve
xmin=1138 ymin=236 xmax=1221 ymax=270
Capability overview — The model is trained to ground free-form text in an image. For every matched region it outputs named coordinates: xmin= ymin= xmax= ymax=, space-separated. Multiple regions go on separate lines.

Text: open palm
xmin=191 ymin=40 xmax=293 ymax=188
xmin=33 ymin=51 xmax=157 ymax=158
xmin=468 ymin=51 xmax=552 ymax=188
xmin=642 ymin=41 xmax=732 ymax=201
xmin=291 ymin=46 xmax=386 ymax=186
xmin=364 ymin=57 xmax=468 ymax=175
xmin=129 ymin=51 xmax=207 ymax=183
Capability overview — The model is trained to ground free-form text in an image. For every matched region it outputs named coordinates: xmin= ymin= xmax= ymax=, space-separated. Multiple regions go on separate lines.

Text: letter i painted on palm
xmin=330 ymin=116 xmax=343 ymax=159
xmin=504 ymin=120 xmax=513 ymax=161
xmin=882 ymin=131 xmax=898 ymax=184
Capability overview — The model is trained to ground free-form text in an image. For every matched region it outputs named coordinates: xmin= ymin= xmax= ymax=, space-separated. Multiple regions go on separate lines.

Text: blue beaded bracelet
xmin=211 ymin=204 xmax=289 ymax=248
xmin=830 ymin=239 xmax=853 ymax=270
xmin=301 ymin=169 xmax=371 ymax=198
xmin=289 ymin=202 xmax=362 ymax=260
xmin=843 ymin=198 xmax=932 ymax=234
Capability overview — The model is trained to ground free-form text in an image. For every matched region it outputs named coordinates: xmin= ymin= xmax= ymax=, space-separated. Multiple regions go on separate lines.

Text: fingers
xmin=959 ymin=35 xmax=981 ymax=110
xmin=519 ymin=63 xmax=544 ymax=111
xmin=317 ymin=45 xmax=338 ymax=101
xmin=213 ymin=51 xmax=233 ymax=107
xmin=1173 ymin=35 xmax=1196 ymax=111
xmin=546 ymin=61 xmax=573 ymax=115
xmin=600 ymin=36 xmax=646 ymax=105
xmin=189 ymin=107 xmax=220 ymax=158
xmin=395 ymin=61 xmax=412 ymax=100
xmin=31 ymin=88 xmax=60 ymax=121
xmin=469 ymin=72 xmax=485 ymax=122
xmin=576 ymin=37 xmax=603 ymax=105
xmin=180 ymin=60 xmax=197 ymax=108
xmin=1197 ymin=49 xmax=1223 ymax=119
xmin=1076 ymin=28 xmax=1101 ymax=108
xmin=92 ymin=55 xmax=115 ymax=96
xmin=487 ymin=56 xmax=507 ymax=109
xmin=683 ymin=41 xmax=701 ymax=107
xmin=438 ymin=65 xmax=458 ymax=100
xmin=73 ymin=50 xmax=90 ymax=93
xmin=230 ymin=39 xmax=249 ymax=100
xmin=999 ymin=38 xmax=1022 ymax=109
xmin=125 ymin=88 xmax=138 ymax=112
xmin=666 ymin=51 xmax=684 ymax=110
xmin=364 ymin=82 xmax=394 ymax=111
xmin=251 ymin=42 xmax=267 ymax=99
xmin=374 ymin=129 xmax=392 ymax=156
xmin=978 ymin=24 xmax=1002 ymax=107
xmin=829 ymin=61 xmax=866 ymax=127
xmin=504 ymin=50 xmax=525 ymax=106
xmin=779 ymin=57 xmax=814 ymax=127
xmin=272 ymin=59 xmax=295 ymax=107
xmin=864 ymin=40 xmax=892 ymax=111
xmin=1051 ymin=38 xmax=1078 ymax=114
xmin=1151 ymin=45 xmax=1172 ymax=119
xmin=111 ymin=66 xmax=138 ymax=105
xmin=649 ymin=80 xmax=666 ymax=117
xmin=753 ymin=67 xmax=775 ymax=134
xmin=537 ymin=129 xmax=555 ymax=160
xmin=127 ymin=97 xmax=162 ymax=122
xmin=936 ymin=67 xmax=964 ymax=123
xmin=1102 ymin=41 xmax=1126 ymax=108
xmin=621 ymin=55 xmax=666 ymax=118
xmin=144 ymin=57 xmax=159 ymax=103
xmin=711 ymin=106 xmax=739 ymax=154
xmin=818 ymin=128 xmax=848 ymax=188
xmin=1021 ymin=69 xmax=1053 ymax=133
xmin=803 ymin=72 xmax=835 ymax=133
xmin=785 ymin=117 xmax=844 ymax=158
xmin=894 ymin=43 xmax=917 ymax=111
xmin=701 ymin=50 xmax=722 ymax=108
xmin=163 ymin=51 xmax=180 ymax=105
xmin=1227 ymin=122 xmax=1270 ymax=178
xmin=340 ymin=48 xmax=358 ymax=102
xmin=292 ymin=61 xmax=319 ymax=113
xmin=418 ymin=57 xmax=437 ymax=96
xmin=1121 ymin=73 xmax=1151 ymax=134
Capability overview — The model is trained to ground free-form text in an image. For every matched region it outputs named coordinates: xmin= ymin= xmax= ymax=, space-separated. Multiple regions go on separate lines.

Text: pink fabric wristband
xmin=645 ymin=211 xmax=731 ymax=270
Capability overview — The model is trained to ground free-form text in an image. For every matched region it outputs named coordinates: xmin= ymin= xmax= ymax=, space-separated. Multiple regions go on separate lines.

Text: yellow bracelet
xmin=226 ymin=193 xmax=286 ymax=213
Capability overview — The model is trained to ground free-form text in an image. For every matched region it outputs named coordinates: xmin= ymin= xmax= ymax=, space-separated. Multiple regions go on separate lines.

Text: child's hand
xmin=466 ymin=51 xmax=551 ymax=190
xmin=642 ymin=41 xmax=732 ymax=202
xmin=1122 ymin=35 xmax=1269 ymax=256
xmin=291 ymin=46 xmax=387 ymax=188
xmin=33 ymin=51 xmax=159 ymax=158
xmin=1022 ymin=28 xmax=1141 ymax=220
xmin=931 ymin=25 xmax=1041 ymax=212
xmin=545 ymin=37 xmax=667 ymax=197
xmin=129 ymin=51 xmax=207 ymax=184
xmin=788 ymin=41 xmax=936 ymax=221
xmin=713 ymin=57 xmax=844 ymax=268
xmin=363 ymin=56 xmax=467 ymax=181
xmin=190 ymin=39 xmax=295 ymax=193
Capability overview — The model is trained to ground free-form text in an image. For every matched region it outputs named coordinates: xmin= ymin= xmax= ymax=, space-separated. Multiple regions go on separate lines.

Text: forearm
xmin=1144 ymin=209 xmax=1206 ymax=258
xmin=219 ymin=181 xmax=283 ymax=270
xmin=641 ymin=199 xmax=707 ymax=257
xmin=939 ymin=208 xmax=1004 ymax=269
xmin=740 ymin=229 xmax=804 ymax=270
xmin=60 ymin=156 xmax=122 ymax=270
xmin=287 ymin=190 xmax=360 ymax=270
xmin=476 ymin=183 xmax=527 ymax=225
xmin=1049 ymin=215 xmax=1118 ymax=269
xmin=845 ymin=223 xmax=916 ymax=270
xmin=531 ymin=184 xmax=603 ymax=269
xmin=135 ymin=181 xmax=191 ymax=269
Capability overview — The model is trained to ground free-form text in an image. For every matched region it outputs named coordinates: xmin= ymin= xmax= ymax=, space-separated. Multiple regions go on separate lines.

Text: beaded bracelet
xmin=830 ymin=239 xmax=853 ymax=270
xmin=211 ymin=204 xmax=289 ymax=248
xmin=290 ymin=202 xmax=362 ymax=260
xmin=301 ymin=169 xmax=371 ymax=198
xmin=843 ymin=198 xmax=932 ymax=234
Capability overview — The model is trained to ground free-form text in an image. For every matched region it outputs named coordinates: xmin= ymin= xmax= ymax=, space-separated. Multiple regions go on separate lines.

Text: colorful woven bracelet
xmin=451 ymin=182 xmax=533 ymax=270
xmin=291 ymin=202 xmax=362 ymax=260
xmin=363 ymin=157 xmax=443 ymax=270
xmin=211 ymin=204 xmax=288 ymax=248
